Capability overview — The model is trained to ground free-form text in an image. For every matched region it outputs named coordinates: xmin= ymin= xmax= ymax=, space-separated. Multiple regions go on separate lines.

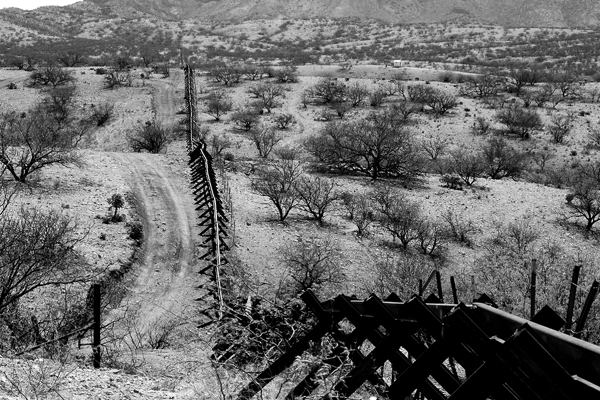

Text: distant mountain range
xmin=83 ymin=0 xmax=600 ymax=27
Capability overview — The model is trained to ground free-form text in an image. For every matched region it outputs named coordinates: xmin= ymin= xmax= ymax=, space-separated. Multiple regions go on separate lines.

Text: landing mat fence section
xmin=238 ymin=290 xmax=600 ymax=400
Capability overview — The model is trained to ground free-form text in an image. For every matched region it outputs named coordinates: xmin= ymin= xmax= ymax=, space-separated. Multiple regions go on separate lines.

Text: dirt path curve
xmin=110 ymin=69 xmax=202 ymax=329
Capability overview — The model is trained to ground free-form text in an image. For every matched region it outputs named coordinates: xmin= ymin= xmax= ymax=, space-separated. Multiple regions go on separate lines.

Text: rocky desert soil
xmin=1 ymin=63 xmax=600 ymax=399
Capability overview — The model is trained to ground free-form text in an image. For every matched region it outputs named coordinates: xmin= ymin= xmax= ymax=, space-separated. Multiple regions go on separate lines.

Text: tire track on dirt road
xmin=110 ymin=69 xmax=202 ymax=329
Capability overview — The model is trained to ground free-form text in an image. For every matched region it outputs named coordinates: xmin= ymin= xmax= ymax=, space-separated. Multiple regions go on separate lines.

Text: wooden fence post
xmin=574 ymin=280 xmax=599 ymax=339
xmin=450 ymin=276 xmax=458 ymax=304
xmin=565 ymin=265 xmax=581 ymax=333
xmin=93 ymin=283 xmax=101 ymax=369
xmin=530 ymin=259 xmax=537 ymax=319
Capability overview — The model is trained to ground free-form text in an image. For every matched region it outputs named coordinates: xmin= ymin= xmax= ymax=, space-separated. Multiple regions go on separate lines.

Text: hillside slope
xmin=83 ymin=0 xmax=600 ymax=27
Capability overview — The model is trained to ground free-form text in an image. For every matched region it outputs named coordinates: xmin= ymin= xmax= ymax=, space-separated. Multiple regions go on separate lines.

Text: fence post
xmin=566 ymin=265 xmax=581 ymax=333
xmin=574 ymin=280 xmax=599 ymax=339
xmin=450 ymin=276 xmax=458 ymax=304
xmin=93 ymin=283 xmax=101 ymax=369
xmin=530 ymin=259 xmax=537 ymax=319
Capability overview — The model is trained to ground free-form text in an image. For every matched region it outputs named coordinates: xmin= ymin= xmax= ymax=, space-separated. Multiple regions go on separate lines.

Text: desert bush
xmin=328 ymin=102 xmax=351 ymax=120
xmin=273 ymin=113 xmax=295 ymax=129
xmin=295 ymin=175 xmax=340 ymax=224
xmin=128 ymin=121 xmax=173 ymax=153
xmin=471 ymin=116 xmax=492 ymax=135
xmin=231 ymin=108 xmax=259 ymax=131
xmin=441 ymin=209 xmax=477 ymax=245
xmin=424 ymin=88 xmax=458 ymax=116
xmin=127 ymin=221 xmax=143 ymax=243
xmin=440 ymin=174 xmax=464 ymax=190
xmin=547 ymin=112 xmax=575 ymax=144
xmin=365 ymin=253 xmax=434 ymax=300
xmin=251 ymin=157 xmax=303 ymax=222
xmin=29 ymin=66 xmax=75 ymax=88
xmin=460 ymin=73 xmax=502 ymax=97
xmin=495 ymin=106 xmax=543 ymax=139
xmin=490 ymin=219 xmax=539 ymax=258
xmin=373 ymin=186 xmax=425 ymax=250
xmin=89 ymin=102 xmax=114 ymax=127
xmin=0 ymin=107 xmax=86 ymax=183
xmin=346 ymin=82 xmax=369 ymax=107
xmin=446 ymin=149 xmax=484 ymax=186
xmin=0 ymin=206 xmax=91 ymax=316
xmin=42 ymin=86 xmax=76 ymax=124
xmin=389 ymin=100 xmax=419 ymax=122
xmin=246 ymin=82 xmax=286 ymax=112
xmin=305 ymin=108 xmax=423 ymax=181
xmin=281 ymin=237 xmax=345 ymax=297
xmin=480 ymin=137 xmax=529 ymax=179
xmin=248 ymin=125 xmax=282 ymax=158
xmin=274 ymin=64 xmax=299 ymax=83
xmin=340 ymin=192 xmax=375 ymax=236
xmin=104 ymin=68 xmax=133 ymax=88
xmin=209 ymin=133 xmax=233 ymax=160
xmin=565 ymin=178 xmax=600 ymax=231
xmin=368 ymin=88 xmax=387 ymax=107
xmin=420 ymin=135 xmax=448 ymax=161
xmin=530 ymin=148 xmax=556 ymax=172
xmin=106 ymin=193 xmax=125 ymax=223
xmin=307 ymin=78 xmax=346 ymax=104
xmin=205 ymin=90 xmax=233 ymax=121
xmin=56 ymin=51 xmax=87 ymax=67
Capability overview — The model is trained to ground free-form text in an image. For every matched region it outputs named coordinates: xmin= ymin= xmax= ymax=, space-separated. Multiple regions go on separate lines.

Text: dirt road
xmin=111 ymin=69 xmax=203 ymax=331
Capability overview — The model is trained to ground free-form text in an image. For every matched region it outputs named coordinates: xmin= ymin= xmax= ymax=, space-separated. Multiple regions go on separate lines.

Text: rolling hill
xmin=83 ymin=0 xmax=600 ymax=27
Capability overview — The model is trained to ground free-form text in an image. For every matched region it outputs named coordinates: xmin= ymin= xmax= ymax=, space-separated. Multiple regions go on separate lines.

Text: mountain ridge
xmin=81 ymin=0 xmax=600 ymax=27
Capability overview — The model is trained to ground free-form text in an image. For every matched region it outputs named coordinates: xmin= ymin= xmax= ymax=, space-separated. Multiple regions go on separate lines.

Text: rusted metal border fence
xmin=183 ymin=64 xmax=230 ymax=323
xmin=237 ymin=284 xmax=600 ymax=400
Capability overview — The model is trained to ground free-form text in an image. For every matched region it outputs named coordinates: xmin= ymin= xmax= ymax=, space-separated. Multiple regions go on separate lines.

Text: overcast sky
xmin=0 ymin=0 xmax=80 ymax=10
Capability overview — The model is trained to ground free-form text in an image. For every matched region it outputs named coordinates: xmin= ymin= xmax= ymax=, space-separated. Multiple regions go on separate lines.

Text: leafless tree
xmin=495 ymin=106 xmax=543 ymax=139
xmin=282 ymin=237 xmax=344 ymax=297
xmin=305 ymin=108 xmax=423 ymax=181
xmin=56 ymin=51 xmax=87 ymax=67
xmin=0 ymin=108 xmax=86 ymax=183
xmin=547 ymin=112 xmax=575 ymax=144
xmin=295 ymin=175 xmax=340 ymax=224
xmin=231 ymin=108 xmax=259 ymax=131
xmin=247 ymin=82 xmax=286 ymax=113
xmin=128 ymin=121 xmax=173 ymax=154
xmin=205 ymin=90 xmax=233 ymax=121
xmin=346 ymin=82 xmax=369 ymax=107
xmin=29 ymin=66 xmax=75 ymax=88
xmin=248 ymin=125 xmax=282 ymax=159
xmin=251 ymin=158 xmax=303 ymax=222
xmin=447 ymin=149 xmax=484 ymax=186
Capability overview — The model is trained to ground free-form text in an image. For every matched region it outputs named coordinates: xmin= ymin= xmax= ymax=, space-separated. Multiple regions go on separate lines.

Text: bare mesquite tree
xmin=128 ymin=121 xmax=173 ymax=154
xmin=0 ymin=106 xmax=86 ymax=183
xmin=247 ymin=82 xmax=286 ymax=112
xmin=305 ymin=107 xmax=423 ymax=181
xmin=205 ymin=90 xmax=233 ymax=121
xmin=281 ymin=237 xmax=345 ymax=297
xmin=248 ymin=125 xmax=282 ymax=159
xmin=373 ymin=186 xmax=426 ymax=250
xmin=566 ymin=178 xmax=600 ymax=231
xmin=29 ymin=66 xmax=75 ymax=88
xmin=295 ymin=175 xmax=341 ymax=224
xmin=341 ymin=191 xmax=375 ymax=236
xmin=251 ymin=157 xmax=303 ymax=222
xmin=56 ymin=51 xmax=87 ymax=67
xmin=495 ymin=106 xmax=543 ymax=139
xmin=0 ymin=206 xmax=91 ymax=314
